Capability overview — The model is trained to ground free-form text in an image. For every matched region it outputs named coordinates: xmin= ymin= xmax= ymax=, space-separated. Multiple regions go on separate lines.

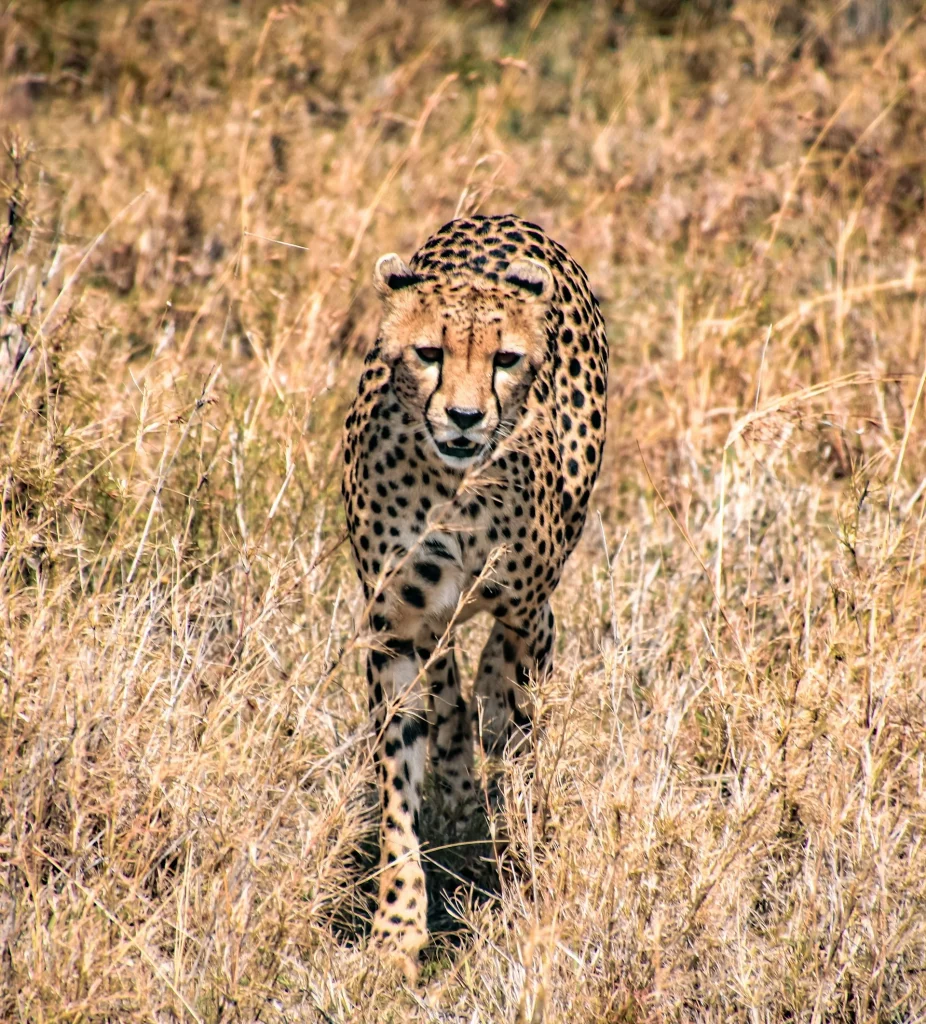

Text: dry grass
xmin=2 ymin=1 xmax=926 ymax=1020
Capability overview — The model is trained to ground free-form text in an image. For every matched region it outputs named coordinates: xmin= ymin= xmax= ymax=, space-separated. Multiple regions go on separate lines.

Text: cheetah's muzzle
xmin=437 ymin=436 xmax=481 ymax=459
xmin=341 ymin=214 xmax=608 ymax=980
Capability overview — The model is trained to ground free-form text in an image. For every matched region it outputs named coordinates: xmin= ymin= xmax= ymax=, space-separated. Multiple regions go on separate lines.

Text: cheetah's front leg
xmin=472 ymin=602 xmax=556 ymax=754
xmin=366 ymin=636 xmax=429 ymax=978
xmin=423 ymin=637 xmax=476 ymax=817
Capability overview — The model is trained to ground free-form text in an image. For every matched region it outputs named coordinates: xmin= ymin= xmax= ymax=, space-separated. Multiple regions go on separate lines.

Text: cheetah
xmin=342 ymin=214 xmax=608 ymax=976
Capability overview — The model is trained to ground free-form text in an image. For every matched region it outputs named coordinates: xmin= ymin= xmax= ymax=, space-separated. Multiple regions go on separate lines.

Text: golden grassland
xmin=1 ymin=1 xmax=925 ymax=1020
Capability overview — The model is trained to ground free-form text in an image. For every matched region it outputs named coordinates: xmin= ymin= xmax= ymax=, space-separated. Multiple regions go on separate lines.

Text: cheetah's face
xmin=373 ymin=254 xmax=553 ymax=468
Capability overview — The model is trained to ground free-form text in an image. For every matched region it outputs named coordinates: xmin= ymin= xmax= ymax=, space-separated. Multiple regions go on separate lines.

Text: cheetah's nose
xmin=447 ymin=407 xmax=485 ymax=431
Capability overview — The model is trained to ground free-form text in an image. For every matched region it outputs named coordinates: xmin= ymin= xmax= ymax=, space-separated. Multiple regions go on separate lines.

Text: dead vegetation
xmin=1 ymin=1 xmax=925 ymax=1020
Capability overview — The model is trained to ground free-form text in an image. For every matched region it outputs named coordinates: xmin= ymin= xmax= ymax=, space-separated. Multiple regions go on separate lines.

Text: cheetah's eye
xmin=415 ymin=346 xmax=443 ymax=365
xmin=494 ymin=351 xmax=522 ymax=370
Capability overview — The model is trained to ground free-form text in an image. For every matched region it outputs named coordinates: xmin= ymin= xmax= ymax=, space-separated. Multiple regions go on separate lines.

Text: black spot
xmin=571 ymin=388 xmax=585 ymax=409
xmin=425 ymin=539 xmax=453 ymax=561
xmin=402 ymin=717 xmax=429 ymax=746
xmin=385 ymin=637 xmax=415 ymax=658
xmin=414 ymin=562 xmax=442 ymax=583
xmin=513 ymin=705 xmax=532 ymax=730
xmin=401 ymin=584 xmax=426 ymax=608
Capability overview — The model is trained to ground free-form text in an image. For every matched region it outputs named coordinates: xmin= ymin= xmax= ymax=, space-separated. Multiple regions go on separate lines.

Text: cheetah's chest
xmin=349 ymin=400 xmax=563 ymax=625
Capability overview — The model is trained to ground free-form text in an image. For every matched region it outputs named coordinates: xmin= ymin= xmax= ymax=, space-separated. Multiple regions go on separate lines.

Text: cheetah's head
xmin=372 ymin=254 xmax=554 ymax=469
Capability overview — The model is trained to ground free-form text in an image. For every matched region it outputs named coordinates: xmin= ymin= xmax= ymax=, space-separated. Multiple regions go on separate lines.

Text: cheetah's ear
xmin=373 ymin=253 xmax=421 ymax=297
xmin=504 ymin=259 xmax=553 ymax=300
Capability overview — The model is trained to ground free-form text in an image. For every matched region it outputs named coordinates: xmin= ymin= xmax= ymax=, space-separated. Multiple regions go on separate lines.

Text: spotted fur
xmin=341 ymin=214 xmax=608 ymax=976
